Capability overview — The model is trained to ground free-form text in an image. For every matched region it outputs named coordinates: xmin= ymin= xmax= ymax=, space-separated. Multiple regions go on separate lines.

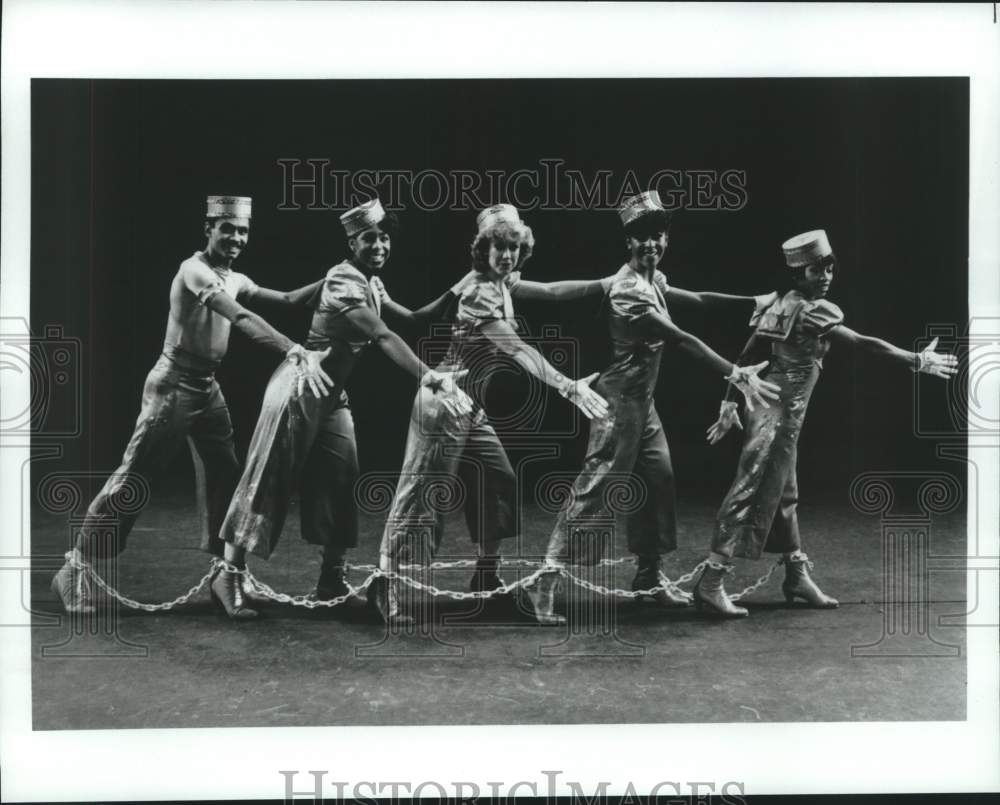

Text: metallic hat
xmin=476 ymin=204 xmax=522 ymax=233
xmin=206 ymin=195 xmax=252 ymax=219
xmin=340 ymin=198 xmax=386 ymax=237
xmin=782 ymin=230 xmax=833 ymax=268
xmin=618 ymin=191 xmax=665 ymax=227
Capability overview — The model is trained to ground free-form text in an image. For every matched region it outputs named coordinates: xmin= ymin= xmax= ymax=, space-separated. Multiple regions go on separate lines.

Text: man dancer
xmin=51 ymin=195 xmax=332 ymax=614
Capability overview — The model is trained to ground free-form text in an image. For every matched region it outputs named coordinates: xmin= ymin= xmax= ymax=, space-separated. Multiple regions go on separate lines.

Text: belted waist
xmin=161 ymin=343 xmax=221 ymax=374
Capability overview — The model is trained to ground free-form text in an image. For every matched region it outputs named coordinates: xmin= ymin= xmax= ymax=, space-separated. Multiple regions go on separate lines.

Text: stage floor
xmin=29 ymin=490 xmax=968 ymax=728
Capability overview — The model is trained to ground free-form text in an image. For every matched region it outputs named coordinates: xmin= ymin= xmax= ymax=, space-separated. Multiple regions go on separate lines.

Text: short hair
xmin=623 ymin=209 xmax=673 ymax=241
xmin=470 ymin=221 xmax=535 ymax=274
xmin=777 ymin=252 xmax=838 ymax=293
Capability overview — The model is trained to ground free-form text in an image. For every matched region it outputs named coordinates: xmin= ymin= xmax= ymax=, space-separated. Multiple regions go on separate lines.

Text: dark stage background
xmin=30 ymin=78 xmax=968 ymax=507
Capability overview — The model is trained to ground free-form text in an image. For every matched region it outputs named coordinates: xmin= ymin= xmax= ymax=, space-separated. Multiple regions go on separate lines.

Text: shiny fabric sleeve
xmin=316 ymin=264 xmax=370 ymax=316
xmin=653 ymin=270 xmax=670 ymax=297
xmin=609 ymin=272 xmax=659 ymax=322
xmin=233 ymin=271 xmax=260 ymax=300
xmin=456 ymin=280 xmax=506 ymax=328
xmin=180 ymin=259 xmax=229 ymax=307
xmin=799 ymin=299 xmax=845 ymax=335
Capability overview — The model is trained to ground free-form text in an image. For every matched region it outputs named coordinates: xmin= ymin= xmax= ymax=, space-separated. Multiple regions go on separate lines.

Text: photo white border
xmin=2 ymin=1 xmax=998 ymax=799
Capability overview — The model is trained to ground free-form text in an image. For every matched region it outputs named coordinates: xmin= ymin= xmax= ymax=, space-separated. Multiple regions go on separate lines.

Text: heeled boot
xmin=692 ymin=562 xmax=748 ymax=618
xmin=469 ymin=555 xmax=507 ymax=595
xmin=521 ymin=569 xmax=566 ymax=626
xmin=210 ymin=567 xmax=259 ymax=620
xmin=51 ymin=551 xmax=95 ymax=614
xmin=631 ymin=556 xmax=692 ymax=608
xmin=782 ymin=552 xmax=839 ymax=608
xmin=367 ymin=576 xmax=414 ymax=627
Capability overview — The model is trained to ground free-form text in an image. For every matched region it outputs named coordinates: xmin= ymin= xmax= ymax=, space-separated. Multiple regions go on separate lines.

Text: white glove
xmin=706 ymin=401 xmax=743 ymax=445
xmin=913 ymin=337 xmax=959 ymax=379
xmin=557 ymin=372 xmax=609 ymax=420
xmin=724 ymin=361 xmax=781 ymax=412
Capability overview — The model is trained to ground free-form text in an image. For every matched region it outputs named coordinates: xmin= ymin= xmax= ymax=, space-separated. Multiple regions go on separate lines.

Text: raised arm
xmin=479 ymin=319 xmax=608 ymax=419
xmin=827 ymin=327 xmax=957 ymax=377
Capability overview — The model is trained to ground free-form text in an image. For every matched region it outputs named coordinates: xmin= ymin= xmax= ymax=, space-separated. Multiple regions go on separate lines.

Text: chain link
xmin=64 ymin=553 xmax=783 ymax=612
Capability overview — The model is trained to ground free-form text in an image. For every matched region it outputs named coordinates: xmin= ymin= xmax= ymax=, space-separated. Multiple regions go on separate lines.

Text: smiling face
xmin=794 ymin=259 xmax=835 ymax=299
xmin=348 ymin=224 xmax=391 ymax=274
xmin=487 ymin=236 xmax=521 ymax=280
xmin=623 ymin=211 xmax=670 ymax=273
xmin=204 ymin=217 xmax=250 ymax=265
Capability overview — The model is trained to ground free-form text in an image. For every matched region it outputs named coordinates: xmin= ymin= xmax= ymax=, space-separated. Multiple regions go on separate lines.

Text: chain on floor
xmin=63 ymin=552 xmax=784 ymax=612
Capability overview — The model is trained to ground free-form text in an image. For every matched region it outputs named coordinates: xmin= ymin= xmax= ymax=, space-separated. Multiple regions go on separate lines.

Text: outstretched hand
xmin=296 ymin=347 xmax=334 ymax=399
xmin=706 ymin=401 xmax=743 ymax=445
xmin=560 ymin=372 xmax=609 ymax=420
xmin=916 ymin=337 xmax=959 ymax=379
xmin=726 ymin=361 xmax=781 ymax=412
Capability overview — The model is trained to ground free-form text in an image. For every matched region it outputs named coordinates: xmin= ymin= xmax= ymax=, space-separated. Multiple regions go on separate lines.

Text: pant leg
xmin=546 ymin=395 xmax=646 ymax=565
xmin=762 ymin=443 xmax=802 ymax=554
xmin=77 ymin=358 xmax=197 ymax=559
xmin=456 ymin=416 xmax=515 ymax=551
xmin=712 ymin=402 xmax=796 ymax=561
xmin=187 ymin=380 xmax=241 ymax=557
xmin=300 ymin=396 xmax=359 ymax=552
xmin=380 ymin=385 xmax=472 ymax=563
xmin=626 ymin=406 xmax=677 ymax=557
xmin=220 ymin=362 xmax=320 ymax=559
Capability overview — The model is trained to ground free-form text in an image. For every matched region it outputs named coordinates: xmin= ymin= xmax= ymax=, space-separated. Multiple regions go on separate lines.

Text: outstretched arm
xmin=380 ymin=290 xmax=456 ymax=324
xmin=479 ymin=319 xmax=609 ymax=419
xmin=632 ymin=311 xmax=779 ymax=410
xmin=509 ymin=277 xmax=611 ymax=302
xmin=243 ymin=279 xmax=326 ymax=309
xmin=206 ymin=293 xmax=333 ymax=397
xmin=374 ymin=271 xmax=477 ymax=324
xmin=827 ymin=327 xmax=958 ymax=378
xmin=343 ymin=306 xmax=473 ymax=415
xmin=635 ymin=309 xmax=735 ymax=375
xmin=665 ymin=286 xmax=778 ymax=312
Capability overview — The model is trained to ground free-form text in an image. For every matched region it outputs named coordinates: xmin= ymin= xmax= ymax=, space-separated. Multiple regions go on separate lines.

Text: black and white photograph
xmin=2 ymin=2 xmax=998 ymax=802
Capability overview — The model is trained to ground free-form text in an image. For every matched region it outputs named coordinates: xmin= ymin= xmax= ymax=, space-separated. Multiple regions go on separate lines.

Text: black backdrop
xmin=30 ymin=78 xmax=968 ymax=504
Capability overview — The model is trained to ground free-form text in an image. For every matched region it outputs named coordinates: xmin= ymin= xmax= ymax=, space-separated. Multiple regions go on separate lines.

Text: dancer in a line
xmin=215 ymin=199 xmax=473 ymax=618
xmin=51 ymin=195 xmax=333 ymax=614
xmin=525 ymin=191 xmax=781 ymax=624
xmin=695 ymin=229 xmax=957 ymax=617
xmin=370 ymin=204 xmax=613 ymax=625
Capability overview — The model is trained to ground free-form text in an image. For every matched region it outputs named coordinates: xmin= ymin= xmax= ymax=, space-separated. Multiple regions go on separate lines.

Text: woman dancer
xmin=525 ymin=191 xmax=781 ymax=624
xmin=695 ymin=229 xmax=957 ymax=617
xmin=370 ymin=204 xmax=614 ymax=625
xmin=212 ymin=199 xmax=472 ymax=618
